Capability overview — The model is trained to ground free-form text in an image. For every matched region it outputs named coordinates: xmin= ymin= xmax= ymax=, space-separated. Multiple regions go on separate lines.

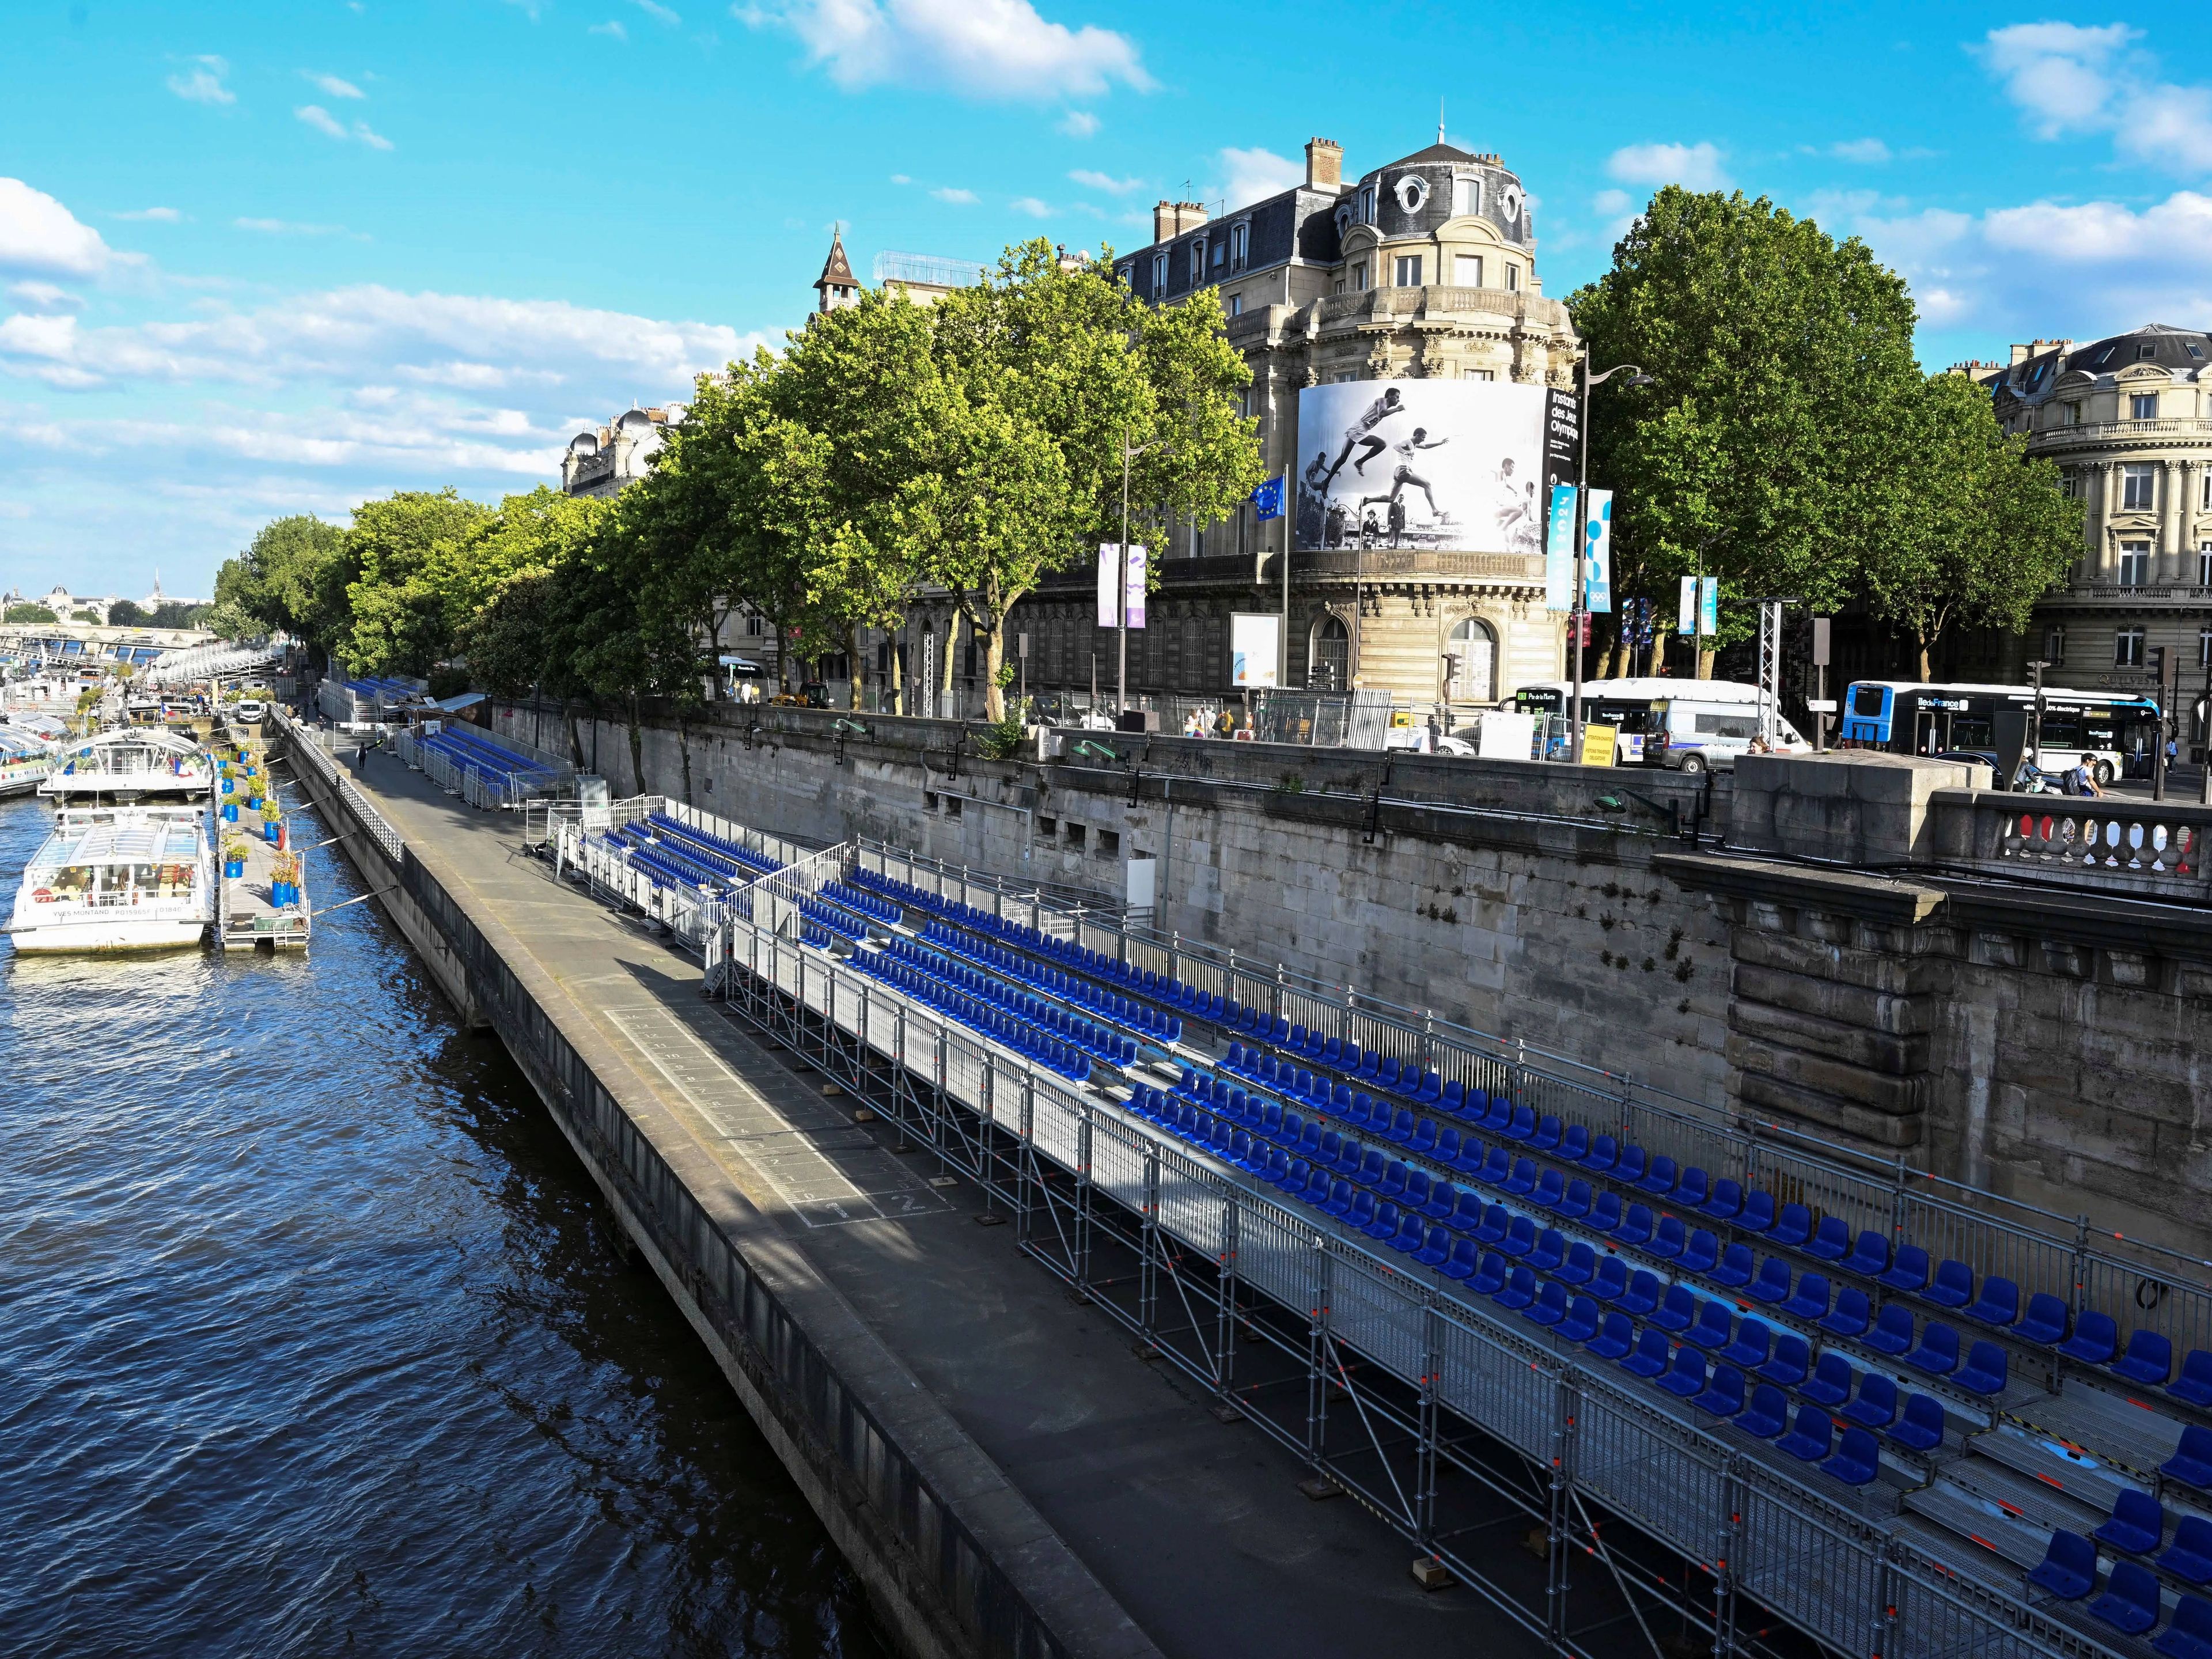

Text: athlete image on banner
xmin=1295 ymin=378 xmax=1546 ymax=555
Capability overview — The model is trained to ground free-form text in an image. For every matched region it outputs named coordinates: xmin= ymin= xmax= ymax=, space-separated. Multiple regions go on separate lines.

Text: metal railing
xmin=855 ymin=836 xmax=2212 ymax=1360
xmin=709 ymin=907 xmax=2111 ymax=1659
xmin=1932 ymin=792 xmax=2211 ymax=898
xmin=272 ymin=709 xmax=405 ymax=863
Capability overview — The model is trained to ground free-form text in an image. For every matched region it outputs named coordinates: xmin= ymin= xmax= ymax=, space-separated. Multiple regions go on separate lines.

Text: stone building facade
xmin=992 ymin=137 xmax=1582 ymax=718
xmin=559 ymin=406 xmax=678 ymax=498
xmin=1980 ymin=323 xmax=2212 ymax=712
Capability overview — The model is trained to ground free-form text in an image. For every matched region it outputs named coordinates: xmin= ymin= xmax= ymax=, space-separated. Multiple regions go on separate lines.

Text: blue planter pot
xmin=225 ymin=859 xmax=244 ymax=878
xmin=222 ymin=803 xmax=238 ymax=821
xmin=221 ymin=779 xmax=234 ymax=794
xmin=264 ymin=823 xmax=281 ymax=844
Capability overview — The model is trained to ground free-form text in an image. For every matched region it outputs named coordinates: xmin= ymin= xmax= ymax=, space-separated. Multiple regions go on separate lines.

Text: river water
xmin=0 ymin=790 xmax=885 ymax=1658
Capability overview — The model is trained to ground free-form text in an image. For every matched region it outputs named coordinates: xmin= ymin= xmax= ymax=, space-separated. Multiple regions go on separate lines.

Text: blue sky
xmin=3 ymin=1 xmax=2209 ymax=599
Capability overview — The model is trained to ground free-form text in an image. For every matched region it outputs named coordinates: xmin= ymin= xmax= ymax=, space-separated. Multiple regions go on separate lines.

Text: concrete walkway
xmin=335 ymin=747 xmax=1532 ymax=1659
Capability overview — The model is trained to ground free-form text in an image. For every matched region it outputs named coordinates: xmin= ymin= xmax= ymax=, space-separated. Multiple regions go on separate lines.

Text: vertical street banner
xmin=1698 ymin=575 xmax=1719 ymax=637
xmin=1678 ymin=575 xmax=1698 ymax=635
xmin=1543 ymin=386 xmax=1580 ymax=509
xmin=1544 ymin=486 xmax=1577 ymax=611
xmin=1582 ymin=489 xmax=1613 ymax=613
xmin=1097 ymin=544 xmax=1118 ymax=627
xmin=1124 ymin=544 xmax=1146 ymax=630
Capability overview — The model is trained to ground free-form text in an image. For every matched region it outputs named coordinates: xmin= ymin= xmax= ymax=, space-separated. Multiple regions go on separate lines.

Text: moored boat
xmin=39 ymin=729 xmax=211 ymax=802
xmin=6 ymin=806 xmax=214 ymax=952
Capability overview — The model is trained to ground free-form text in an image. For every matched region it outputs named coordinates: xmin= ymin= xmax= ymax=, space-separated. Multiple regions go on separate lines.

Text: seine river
xmin=0 ymin=791 xmax=885 ymax=1658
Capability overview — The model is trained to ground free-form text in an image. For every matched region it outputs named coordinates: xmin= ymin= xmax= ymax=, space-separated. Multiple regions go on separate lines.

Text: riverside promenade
xmin=285 ymin=725 xmax=1517 ymax=1659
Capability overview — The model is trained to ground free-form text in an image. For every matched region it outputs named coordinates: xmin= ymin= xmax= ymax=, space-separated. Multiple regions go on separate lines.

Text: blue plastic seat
xmin=1614 ymin=1202 xmax=1655 ymax=1249
xmin=1889 ymin=1393 xmax=1945 ymax=1453
xmin=1532 ymin=1168 xmax=1565 ymax=1210
xmin=1589 ymin=1256 xmax=1630 ymax=1304
xmin=1823 ymin=1426 xmax=1881 ymax=1487
xmin=1619 ymin=1270 xmax=1662 ymax=1319
xmin=1474 ymin=1205 xmax=1510 ymax=1246
xmin=1321 ymin=1179 xmax=1355 ymax=1218
xmin=1711 ymin=1243 xmax=1756 ymax=1289
xmin=1525 ymin=1281 xmax=1570 ymax=1327
xmin=2027 ymin=1529 xmax=2097 ymax=1601
xmin=1440 ymin=1238 xmax=1483 ymax=1281
xmin=1651 ymin=1283 xmax=1697 ymax=1334
xmin=1840 ymin=1230 xmax=1890 ymax=1278
xmin=1674 ymin=1166 xmax=1710 ymax=1211
xmin=1614 ymin=1144 xmax=1648 ymax=1185
xmin=1876 ymin=1244 xmax=1929 ymax=1295
xmin=2115 ymin=1330 xmax=2176 ymax=1387
xmin=1686 ymin=1300 xmax=1734 ymax=1352
xmin=1644 ymin=1214 xmax=1687 ymax=1262
xmin=1657 ymin=1345 xmax=1706 ymax=1398
xmin=1865 ymin=1304 xmax=1915 ymax=1356
xmin=1528 ymin=1113 xmax=1562 ymax=1153
xmin=1775 ymin=1407 xmax=1833 ymax=1462
xmin=1621 ymin=1328 xmax=1671 ymax=1378
xmin=1719 ymin=1319 xmax=1771 ymax=1371
xmin=1747 ymin=1257 xmax=1792 ymax=1305
xmin=1388 ymin=1213 xmax=1427 ymax=1253
xmin=1699 ymin=1177 xmax=1744 ymax=1224
xmin=1588 ymin=1312 xmax=1635 ymax=1362
xmin=2160 ymin=1517 xmax=2212 ymax=1586
xmin=1556 ymin=1178 xmax=1593 ymax=1221
xmin=2094 ymin=1489 xmax=2165 ymax=1556
xmin=1781 ymin=1273 xmax=1832 ymax=1323
xmin=1634 ymin=1153 xmax=1678 ymax=1196
xmin=1737 ymin=1190 xmax=1777 ymax=1234
xmin=1500 ymin=1215 xmax=1537 ymax=1258
xmin=1804 ymin=1215 xmax=1851 ymax=1262
xmin=1963 ymin=1275 xmax=2020 ymax=1330
xmin=1581 ymin=1134 xmax=1619 ymax=1175
xmin=1527 ymin=1229 xmax=1567 ymax=1273
xmin=1956 ymin=1340 xmax=2008 ymax=1396
xmin=1820 ymin=1287 xmax=1872 ymax=1339
xmin=1470 ymin=1252 xmax=1509 ymax=1296
xmin=1476 ymin=1147 xmax=1513 ymax=1188
xmin=1349 ymin=1195 xmax=1385 ymax=1237
xmin=1801 ymin=1353 xmax=1855 ymax=1408
xmin=1413 ymin=1226 xmax=1453 ymax=1269
xmin=1738 ymin=1383 xmax=1790 ymax=1438
xmin=1556 ymin=1122 xmax=1589 ymax=1162
xmin=2155 ymin=1595 xmax=2212 ymax=1659
xmin=1923 ymin=1257 xmax=1974 ymax=1310
xmin=2088 ymin=1561 xmax=2161 ymax=1637
xmin=1691 ymin=1363 xmax=1746 ymax=1417
xmin=1768 ymin=1203 xmax=1813 ymax=1249
xmin=2059 ymin=1309 xmax=2120 ymax=1366
xmin=2014 ymin=1292 xmax=2069 ymax=1347
xmin=1588 ymin=1191 xmax=1624 ymax=1234
xmin=1494 ymin=1266 xmax=1537 ymax=1310
xmin=1903 ymin=1322 xmax=1961 ymax=1377
xmin=1556 ymin=1241 xmax=1597 ymax=1287
xmin=1502 ymin=1157 xmax=1539 ymax=1197
xmin=2167 ymin=1427 xmax=2212 ymax=1493
xmin=1758 ymin=1334 xmax=1810 ymax=1389
xmin=1503 ymin=1104 xmax=1537 ymax=1141
xmin=1680 ymin=1229 xmax=1721 ymax=1276
xmin=2173 ymin=1351 xmax=2212 ymax=1410
xmin=1840 ymin=1371 xmax=1899 ymax=1430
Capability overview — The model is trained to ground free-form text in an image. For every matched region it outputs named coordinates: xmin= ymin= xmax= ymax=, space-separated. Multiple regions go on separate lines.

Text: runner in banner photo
xmin=1321 ymin=387 xmax=1407 ymax=484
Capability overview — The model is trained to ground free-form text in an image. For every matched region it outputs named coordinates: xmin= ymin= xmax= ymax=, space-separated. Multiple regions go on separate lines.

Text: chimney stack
xmin=1153 ymin=200 xmax=1176 ymax=243
xmin=2009 ymin=343 xmax=2031 ymax=366
xmin=1305 ymin=137 xmax=1343 ymax=191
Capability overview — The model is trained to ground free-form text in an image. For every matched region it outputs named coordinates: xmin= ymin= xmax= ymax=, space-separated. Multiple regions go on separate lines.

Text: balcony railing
xmin=2055 ymin=581 xmax=2212 ymax=602
xmin=2029 ymin=415 xmax=2212 ymax=445
xmin=1931 ymin=789 xmax=2212 ymax=899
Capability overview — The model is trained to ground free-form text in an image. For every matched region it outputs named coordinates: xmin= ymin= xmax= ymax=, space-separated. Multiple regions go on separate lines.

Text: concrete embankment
xmin=276 ymin=724 xmax=1161 ymax=1659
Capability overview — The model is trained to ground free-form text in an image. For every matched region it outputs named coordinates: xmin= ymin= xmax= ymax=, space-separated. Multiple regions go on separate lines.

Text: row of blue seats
xmin=603 ymin=828 xmax=723 ymax=893
xmin=427 ymin=725 xmax=559 ymax=785
xmin=635 ymin=823 xmax=760 ymax=889
xmin=821 ymin=880 xmax=900 ymax=926
xmin=917 ymin=922 xmax=1185 ymax=1045
xmin=2084 ymin=1491 xmax=2212 ymax=1579
xmin=645 ymin=812 xmax=780 ymax=880
xmin=846 ymin=954 xmax=1095 ymax=1081
xmin=866 ymin=937 xmax=1141 ymax=1069
xmin=2030 ymin=1528 xmax=2212 ymax=1655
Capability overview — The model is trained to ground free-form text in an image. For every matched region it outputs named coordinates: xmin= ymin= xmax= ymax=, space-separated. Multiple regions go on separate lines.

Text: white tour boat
xmin=6 ymin=806 xmax=214 ymax=953
xmin=39 ymin=729 xmax=212 ymax=802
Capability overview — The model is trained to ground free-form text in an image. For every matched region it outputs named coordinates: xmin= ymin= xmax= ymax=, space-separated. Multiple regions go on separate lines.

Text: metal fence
xmin=274 ymin=709 xmax=405 ymax=863
xmin=853 ymin=836 xmax=2212 ymax=1363
xmin=707 ymin=906 xmax=2109 ymax=1659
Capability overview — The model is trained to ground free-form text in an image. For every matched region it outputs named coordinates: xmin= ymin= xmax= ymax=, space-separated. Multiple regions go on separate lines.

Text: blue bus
xmin=1840 ymin=680 xmax=2161 ymax=786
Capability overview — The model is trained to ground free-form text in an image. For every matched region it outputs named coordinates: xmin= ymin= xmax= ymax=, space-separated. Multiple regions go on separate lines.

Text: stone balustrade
xmin=1930 ymin=789 xmax=2212 ymax=897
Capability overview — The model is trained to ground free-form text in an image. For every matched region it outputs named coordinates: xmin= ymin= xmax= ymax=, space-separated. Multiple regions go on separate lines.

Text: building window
xmin=1445 ymin=618 xmax=1497 ymax=702
xmin=1453 ymin=176 xmax=1482 ymax=218
xmin=1393 ymin=253 xmax=1423 ymax=286
xmin=2043 ymin=624 xmax=2066 ymax=664
xmin=2200 ymin=624 xmax=2212 ymax=669
xmin=2122 ymin=464 xmax=2156 ymax=510
xmin=2203 ymin=472 xmax=2211 ymax=510
xmin=1226 ymin=293 xmax=1242 ymax=317
xmin=2200 ymin=544 xmax=2212 ymax=586
xmin=1230 ymin=222 xmax=1249 ymax=271
xmin=1211 ymin=240 xmax=1226 ymax=270
xmin=1188 ymin=242 xmax=1203 ymax=282
xmin=1453 ymin=253 xmax=1483 ymax=287
xmin=2116 ymin=627 xmax=2146 ymax=668
xmin=2119 ymin=542 xmax=2150 ymax=586
xmin=2131 ymin=393 xmax=2158 ymax=420
xmin=1096 ymin=829 xmax=1120 ymax=858
xmin=2061 ymin=401 xmax=2081 ymax=426
xmin=1464 ymin=368 xmax=1495 ymax=381
xmin=2139 ymin=343 xmax=2157 ymax=360
xmin=1065 ymin=823 xmax=1085 ymax=849
xmin=1310 ymin=616 xmax=1349 ymax=690
xmin=1358 ymin=185 xmax=1376 ymax=224
xmin=1350 ymin=260 xmax=1368 ymax=290
xmin=1505 ymin=263 xmax=1520 ymax=292
xmin=1151 ymin=253 xmax=1167 ymax=293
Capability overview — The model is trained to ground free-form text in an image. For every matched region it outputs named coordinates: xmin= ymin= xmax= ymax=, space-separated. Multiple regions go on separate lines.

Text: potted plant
xmin=261 ymin=800 xmax=283 ymax=844
xmin=221 ymin=834 xmax=248 ymax=878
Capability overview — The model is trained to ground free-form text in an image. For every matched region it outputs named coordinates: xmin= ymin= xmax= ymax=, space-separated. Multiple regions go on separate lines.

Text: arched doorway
xmin=1446 ymin=617 xmax=1496 ymax=703
xmin=1309 ymin=616 xmax=1349 ymax=690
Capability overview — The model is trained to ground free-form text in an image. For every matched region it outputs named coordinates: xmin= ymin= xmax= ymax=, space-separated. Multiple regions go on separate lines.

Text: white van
xmin=1512 ymin=679 xmax=1809 ymax=770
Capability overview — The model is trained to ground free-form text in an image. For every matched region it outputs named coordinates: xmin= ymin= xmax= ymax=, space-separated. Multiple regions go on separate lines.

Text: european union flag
xmin=1251 ymin=476 xmax=1284 ymax=521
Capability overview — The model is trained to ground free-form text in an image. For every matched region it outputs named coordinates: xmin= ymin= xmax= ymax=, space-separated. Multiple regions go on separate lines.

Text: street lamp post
xmin=1569 ymin=360 xmax=1650 ymax=762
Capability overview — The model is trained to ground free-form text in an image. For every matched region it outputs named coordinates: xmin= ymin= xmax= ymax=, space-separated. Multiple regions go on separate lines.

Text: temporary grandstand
xmin=140 ymin=639 xmax=280 ymax=688
xmin=393 ymin=720 xmax=575 ymax=811
xmin=540 ymin=794 xmax=2212 ymax=1659
xmin=317 ymin=673 xmax=427 ymax=725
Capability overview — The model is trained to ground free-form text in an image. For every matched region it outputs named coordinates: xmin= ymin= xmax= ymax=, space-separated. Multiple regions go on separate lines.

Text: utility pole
xmin=1810 ymin=616 xmax=1831 ymax=752
xmin=1569 ymin=359 xmax=1649 ymax=760
xmin=2025 ymin=658 xmax=2048 ymax=781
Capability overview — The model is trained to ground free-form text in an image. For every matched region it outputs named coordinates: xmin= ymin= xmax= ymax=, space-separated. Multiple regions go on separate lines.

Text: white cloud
xmin=1058 ymin=109 xmax=1099 ymax=138
xmin=1068 ymin=168 xmax=1139 ymax=194
xmin=296 ymin=105 xmax=395 ymax=148
xmin=0 ymin=179 xmax=122 ymax=278
xmin=166 ymin=55 xmax=235 ymax=106
xmin=234 ymin=217 xmax=361 ymax=237
xmin=1605 ymin=141 xmax=1731 ymax=191
xmin=113 ymin=206 xmax=184 ymax=222
xmin=1828 ymin=138 xmax=1891 ymax=164
xmin=303 ymin=71 xmax=366 ymax=99
xmin=591 ymin=18 xmax=630 ymax=36
xmin=1978 ymin=22 xmax=2212 ymax=174
xmin=633 ymin=0 xmax=681 ymax=20
xmin=1219 ymin=145 xmax=1301 ymax=209
xmin=7 ymin=281 xmax=83 ymax=311
xmin=930 ymin=185 xmax=978 ymax=204
xmin=1010 ymin=195 xmax=1053 ymax=216
xmin=889 ymin=172 xmax=911 ymax=184
xmin=744 ymin=0 xmax=1151 ymax=99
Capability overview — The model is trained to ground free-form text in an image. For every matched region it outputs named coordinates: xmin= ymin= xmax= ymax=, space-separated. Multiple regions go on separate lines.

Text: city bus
xmin=1838 ymin=681 xmax=2161 ymax=786
xmin=1512 ymin=679 xmax=1810 ymax=770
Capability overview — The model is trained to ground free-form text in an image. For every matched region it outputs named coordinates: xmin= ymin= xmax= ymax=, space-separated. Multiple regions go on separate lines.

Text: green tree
xmin=151 ymin=600 xmax=212 ymax=630
xmin=108 ymin=599 xmax=147 ymax=626
xmin=1569 ymin=187 xmax=1923 ymax=676
xmin=341 ymin=488 xmax=494 ymax=675
xmin=1864 ymin=373 xmax=2082 ymax=677
xmin=4 ymin=604 xmax=59 ymax=624
xmin=71 ymin=610 xmax=100 ymax=624
xmin=214 ymin=515 xmax=353 ymax=660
